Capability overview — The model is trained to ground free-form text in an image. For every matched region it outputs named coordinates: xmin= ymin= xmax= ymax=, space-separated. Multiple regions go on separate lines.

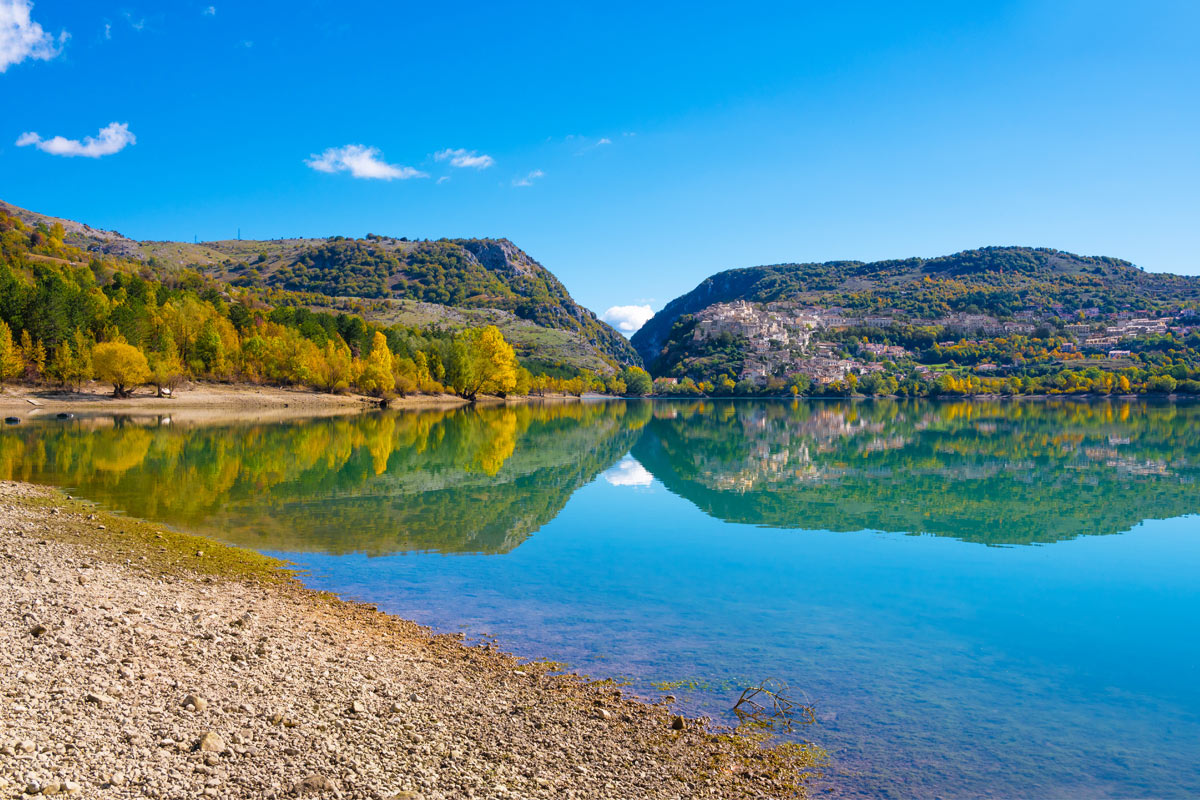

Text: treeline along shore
xmin=0 ymin=205 xmax=656 ymax=406
xmin=6 ymin=206 xmax=1200 ymax=403
xmin=0 ymin=481 xmax=824 ymax=798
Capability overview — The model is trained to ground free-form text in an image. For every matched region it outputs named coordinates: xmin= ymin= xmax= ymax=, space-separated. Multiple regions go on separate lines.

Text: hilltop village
xmin=651 ymin=299 xmax=1200 ymax=395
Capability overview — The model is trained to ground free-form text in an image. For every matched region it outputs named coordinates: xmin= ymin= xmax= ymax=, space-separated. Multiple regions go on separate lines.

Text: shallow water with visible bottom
xmin=3 ymin=399 xmax=1198 ymax=798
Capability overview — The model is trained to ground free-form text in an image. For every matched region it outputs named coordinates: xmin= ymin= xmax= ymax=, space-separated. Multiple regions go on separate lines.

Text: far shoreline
xmin=0 ymin=383 xmax=609 ymax=424
xmin=2 ymin=382 xmax=1192 ymax=427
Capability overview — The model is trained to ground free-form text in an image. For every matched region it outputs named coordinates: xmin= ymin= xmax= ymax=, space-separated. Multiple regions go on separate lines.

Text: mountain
xmin=2 ymin=402 xmax=652 ymax=556
xmin=632 ymin=246 xmax=1200 ymax=382
xmin=0 ymin=199 xmax=639 ymax=371
xmin=632 ymin=399 xmax=1200 ymax=545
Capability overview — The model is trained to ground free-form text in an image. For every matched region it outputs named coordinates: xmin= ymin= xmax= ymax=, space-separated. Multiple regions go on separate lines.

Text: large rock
xmin=197 ymin=732 xmax=225 ymax=753
xmin=295 ymin=774 xmax=338 ymax=795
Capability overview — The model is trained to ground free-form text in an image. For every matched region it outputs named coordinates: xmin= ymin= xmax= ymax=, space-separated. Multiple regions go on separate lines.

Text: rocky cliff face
xmin=452 ymin=238 xmax=640 ymax=365
xmin=459 ymin=239 xmax=538 ymax=278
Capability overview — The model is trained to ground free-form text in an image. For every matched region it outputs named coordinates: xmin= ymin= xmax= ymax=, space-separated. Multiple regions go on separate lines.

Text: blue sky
xmin=2 ymin=0 xmax=1197 ymax=333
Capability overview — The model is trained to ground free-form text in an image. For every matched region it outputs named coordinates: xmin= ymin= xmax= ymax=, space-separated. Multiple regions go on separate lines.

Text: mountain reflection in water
xmin=3 ymin=398 xmax=1200 ymax=798
xmin=1 ymin=398 xmax=1197 ymax=552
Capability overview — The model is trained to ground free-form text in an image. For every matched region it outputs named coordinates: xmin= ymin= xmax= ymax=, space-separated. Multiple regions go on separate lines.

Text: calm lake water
xmin=3 ymin=399 xmax=1199 ymax=798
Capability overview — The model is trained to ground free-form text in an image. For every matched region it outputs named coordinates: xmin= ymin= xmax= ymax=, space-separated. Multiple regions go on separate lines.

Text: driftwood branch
xmin=732 ymin=678 xmax=816 ymax=733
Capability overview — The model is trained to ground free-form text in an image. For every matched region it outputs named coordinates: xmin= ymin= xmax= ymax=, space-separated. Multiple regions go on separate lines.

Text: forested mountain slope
xmin=0 ymin=200 xmax=638 ymax=369
xmin=633 ymin=246 xmax=1200 ymax=367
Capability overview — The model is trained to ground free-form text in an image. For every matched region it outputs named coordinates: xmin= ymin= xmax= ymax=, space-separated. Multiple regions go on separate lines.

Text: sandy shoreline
xmin=0 ymin=481 xmax=822 ymax=799
xmin=0 ymin=385 xmax=612 ymax=426
xmin=0 ymin=384 xmax=468 ymax=423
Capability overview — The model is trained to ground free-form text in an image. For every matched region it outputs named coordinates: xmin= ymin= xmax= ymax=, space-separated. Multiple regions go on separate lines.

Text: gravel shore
xmin=0 ymin=385 xmax=449 ymax=423
xmin=0 ymin=482 xmax=822 ymax=799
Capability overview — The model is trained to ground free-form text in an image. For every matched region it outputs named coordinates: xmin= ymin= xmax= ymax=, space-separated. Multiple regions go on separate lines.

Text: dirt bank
xmin=0 ymin=482 xmax=822 ymax=799
xmin=0 ymin=385 xmax=469 ymax=425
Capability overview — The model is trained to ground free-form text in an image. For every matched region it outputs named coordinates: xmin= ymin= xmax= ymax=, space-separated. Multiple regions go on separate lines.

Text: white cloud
xmin=436 ymin=176 xmax=450 ymax=184
xmin=305 ymin=144 xmax=427 ymax=180
xmin=602 ymin=304 xmax=654 ymax=334
xmin=103 ymin=21 xmax=111 ymax=39
xmin=603 ymin=457 xmax=654 ymax=488
xmin=511 ymin=169 xmax=544 ymax=187
xmin=0 ymin=0 xmax=68 ymax=72
xmin=203 ymin=6 xmax=215 ymax=15
xmin=16 ymin=122 xmax=135 ymax=158
xmin=571 ymin=135 xmax=616 ymax=155
xmin=434 ymin=148 xmax=494 ymax=170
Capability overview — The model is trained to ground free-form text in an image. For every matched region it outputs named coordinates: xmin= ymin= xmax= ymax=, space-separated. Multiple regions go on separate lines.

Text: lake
xmin=3 ymin=399 xmax=1198 ymax=798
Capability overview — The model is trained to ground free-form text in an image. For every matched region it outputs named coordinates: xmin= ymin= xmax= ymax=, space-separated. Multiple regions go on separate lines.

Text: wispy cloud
xmin=436 ymin=176 xmax=450 ymax=185
xmin=16 ymin=122 xmax=135 ymax=158
xmin=123 ymin=11 xmax=145 ymax=31
xmin=306 ymin=144 xmax=426 ymax=180
xmin=434 ymin=148 xmax=494 ymax=170
xmin=602 ymin=304 xmax=654 ymax=334
xmin=0 ymin=0 xmax=68 ymax=73
xmin=202 ymin=5 xmax=215 ymax=15
xmin=512 ymin=169 xmax=544 ymax=187
xmin=568 ymin=134 xmax=620 ymax=155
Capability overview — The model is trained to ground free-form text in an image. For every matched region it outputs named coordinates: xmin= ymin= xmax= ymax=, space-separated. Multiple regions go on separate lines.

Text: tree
xmin=44 ymin=331 xmax=92 ymax=391
xmin=514 ymin=366 xmax=533 ymax=396
xmin=160 ymin=296 xmax=210 ymax=367
xmin=393 ymin=358 xmax=420 ymax=397
xmin=312 ymin=340 xmax=354 ymax=393
xmin=605 ymin=374 xmax=627 ymax=396
xmin=786 ymin=372 xmax=812 ymax=396
xmin=194 ymin=319 xmax=226 ymax=376
xmin=355 ymin=331 xmax=395 ymax=396
xmin=46 ymin=341 xmax=73 ymax=389
xmin=447 ymin=326 xmax=519 ymax=400
xmin=619 ymin=365 xmax=653 ymax=396
xmin=1148 ymin=374 xmax=1178 ymax=393
xmin=0 ymin=321 xmax=23 ymax=384
xmin=147 ymin=337 xmax=185 ymax=397
xmin=19 ymin=329 xmax=45 ymax=380
xmin=93 ymin=341 xmax=150 ymax=397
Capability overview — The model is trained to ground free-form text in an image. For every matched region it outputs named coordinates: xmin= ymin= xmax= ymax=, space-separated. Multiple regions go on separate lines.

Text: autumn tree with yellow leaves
xmin=93 ymin=341 xmax=150 ymax=397
xmin=355 ymin=331 xmax=396 ymax=396
xmin=0 ymin=321 xmax=24 ymax=384
xmin=445 ymin=325 xmax=520 ymax=401
xmin=309 ymin=340 xmax=354 ymax=393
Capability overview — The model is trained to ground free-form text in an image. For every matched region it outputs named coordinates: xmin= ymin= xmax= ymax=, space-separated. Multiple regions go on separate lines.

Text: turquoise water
xmin=3 ymin=399 xmax=1198 ymax=797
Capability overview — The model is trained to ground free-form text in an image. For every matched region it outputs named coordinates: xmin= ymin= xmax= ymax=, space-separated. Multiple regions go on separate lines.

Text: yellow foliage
xmin=451 ymin=326 xmax=519 ymax=399
xmin=356 ymin=331 xmax=395 ymax=396
xmin=93 ymin=341 xmax=150 ymax=396
xmin=0 ymin=320 xmax=23 ymax=383
xmin=309 ymin=340 xmax=353 ymax=393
